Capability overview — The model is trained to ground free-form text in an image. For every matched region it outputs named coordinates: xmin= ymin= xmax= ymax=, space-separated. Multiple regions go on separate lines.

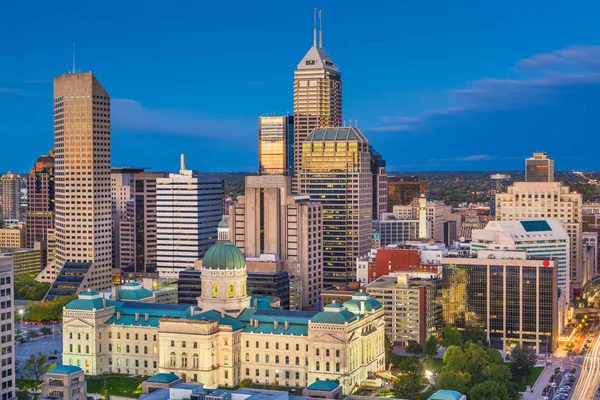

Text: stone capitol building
xmin=62 ymin=221 xmax=385 ymax=393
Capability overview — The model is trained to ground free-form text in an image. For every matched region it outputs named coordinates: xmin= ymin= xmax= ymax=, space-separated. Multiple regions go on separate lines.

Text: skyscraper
xmin=53 ymin=72 xmax=113 ymax=291
xmin=111 ymin=168 xmax=168 ymax=273
xmin=293 ymin=11 xmax=342 ymax=190
xmin=387 ymin=176 xmax=427 ymax=210
xmin=369 ymin=146 xmax=387 ymax=220
xmin=26 ymin=152 xmax=55 ymax=267
xmin=0 ymin=172 xmax=21 ymax=223
xmin=298 ymin=127 xmax=372 ymax=287
xmin=156 ymin=155 xmax=223 ymax=277
xmin=258 ymin=115 xmax=294 ymax=175
xmin=0 ymin=257 xmax=14 ymax=400
xmin=526 ymin=152 xmax=554 ymax=182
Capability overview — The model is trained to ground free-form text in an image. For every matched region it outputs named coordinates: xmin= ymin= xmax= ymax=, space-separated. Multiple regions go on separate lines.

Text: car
xmin=587 ymin=337 xmax=592 ymax=343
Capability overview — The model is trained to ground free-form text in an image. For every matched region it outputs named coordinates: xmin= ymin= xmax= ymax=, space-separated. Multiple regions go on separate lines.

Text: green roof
xmin=364 ymin=298 xmax=383 ymax=311
xmin=429 ymin=390 xmax=463 ymax=400
xmin=147 ymin=373 xmax=180 ymax=383
xmin=190 ymin=310 xmax=246 ymax=331
xmin=238 ymin=308 xmax=315 ymax=336
xmin=65 ymin=295 xmax=113 ymax=311
xmin=306 ymin=381 xmax=340 ymax=391
xmin=342 ymin=299 xmax=361 ymax=312
xmin=218 ymin=220 xmax=229 ymax=228
xmin=203 ymin=241 xmax=245 ymax=270
xmin=324 ymin=303 xmax=344 ymax=309
xmin=353 ymin=292 xmax=369 ymax=297
xmin=311 ymin=309 xmax=358 ymax=325
xmin=47 ymin=365 xmax=82 ymax=375
xmin=118 ymin=284 xmax=154 ymax=301
xmin=520 ymin=220 xmax=551 ymax=232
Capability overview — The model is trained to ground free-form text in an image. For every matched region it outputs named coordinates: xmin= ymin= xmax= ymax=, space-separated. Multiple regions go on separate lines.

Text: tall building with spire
xmin=53 ymin=72 xmax=113 ymax=291
xmin=293 ymin=10 xmax=342 ymax=191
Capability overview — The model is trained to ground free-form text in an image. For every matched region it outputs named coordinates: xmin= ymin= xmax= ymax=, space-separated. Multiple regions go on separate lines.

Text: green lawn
xmin=516 ymin=366 xmax=545 ymax=392
xmin=85 ymin=374 xmax=146 ymax=398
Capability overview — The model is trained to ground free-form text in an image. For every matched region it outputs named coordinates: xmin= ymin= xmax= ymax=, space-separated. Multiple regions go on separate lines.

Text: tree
xmin=24 ymin=294 xmax=77 ymax=322
xmin=423 ymin=335 xmax=438 ymax=358
xmin=509 ymin=346 xmax=536 ymax=382
xmin=397 ymin=356 xmax=423 ymax=375
xmin=14 ymin=274 xmax=50 ymax=301
xmin=16 ymin=389 xmax=29 ymax=400
xmin=469 ymin=381 xmax=509 ymax=400
xmin=22 ymin=353 xmax=49 ymax=382
xmin=440 ymin=326 xmax=463 ymax=348
xmin=99 ymin=386 xmax=110 ymax=400
xmin=385 ymin=335 xmax=396 ymax=366
xmin=238 ymin=379 xmax=252 ymax=388
xmin=435 ymin=371 xmax=471 ymax=394
xmin=393 ymin=371 xmax=423 ymax=399
xmin=40 ymin=327 xmax=52 ymax=336
xmin=462 ymin=324 xmax=488 ymax=346
xmin=406 ymin=342 xmax=423 ymax=355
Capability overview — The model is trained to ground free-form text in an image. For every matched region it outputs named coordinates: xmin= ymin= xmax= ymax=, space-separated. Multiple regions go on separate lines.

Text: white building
xmin=0 ymin=257 xmax=14 ymax=400
xmin=156 ymin=155 xmax=223 ymax=277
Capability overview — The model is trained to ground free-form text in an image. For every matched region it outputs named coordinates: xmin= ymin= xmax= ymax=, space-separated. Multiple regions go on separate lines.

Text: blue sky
xmin=2 ymin=0 xmax=600 ymax=172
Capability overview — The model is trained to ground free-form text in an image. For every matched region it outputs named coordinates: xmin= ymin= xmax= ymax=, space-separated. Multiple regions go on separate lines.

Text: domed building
xmin=198 ymin=221 xmax=251 ymax=317
xmin=62 ymin=221 xmax=386 ymax=394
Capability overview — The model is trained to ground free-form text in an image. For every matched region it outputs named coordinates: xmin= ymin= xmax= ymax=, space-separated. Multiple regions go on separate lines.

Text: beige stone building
xmin=0 ymin=223 xmax=25 ymax=248
xmin=229 ymin=175 xmax=323 ymax=309
xmin=53 ymin=72 xmax=112 ymax=291
xmin=62 ymin=223 xmax=384 ymax=394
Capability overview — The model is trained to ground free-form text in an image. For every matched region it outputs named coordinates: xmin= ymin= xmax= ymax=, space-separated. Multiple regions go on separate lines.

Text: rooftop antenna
xmin=180 ymin=154 xmax=186 ymax=172
xmin=313 ymin=8 xmax=317 ymax=47
xmin=319 ymin=10 xmax=323 ymax=48
xmin=349 ymin=119 xmax=353 ymax=127
xmin=72 ymin=44 xmax=76 ymax=73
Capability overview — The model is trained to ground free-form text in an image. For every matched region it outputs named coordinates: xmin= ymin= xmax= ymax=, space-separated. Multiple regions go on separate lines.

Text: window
xmin=285 ymin=356 xmax=289 ymax=365
xmin=181 ymin=353 xmax=188 ymax=367
xmin=126 ymin=345 xmax=130 ymax=353
xmin=255 ymin=354 xmax=259 ymax=362
xmin=86 ymin=334 xmax=89 ymax=340
xmin=276 ymin=343 xmax=279 ymax=350
xmin=126 ymin=333 xmax=129 ymax=340
xmin=246 ymin=341 xmax=249 ymax=348
xmin=182 ymin=341 xmax=186 ymax=348
xmin=135 ymin=334 xmax=138 ymax=340
xmin=193 ymin=354 xmax=199 ymax=368
xmin=285 ymin=371 xmax=290 ymax=379
xmin=85 ymin=345 xmax=89 ymax=354
xmin=224 ymin=355 xmax=229 ymax=365
xmin=296 ymin=344 xmax=299 ymax=351
xmin=265 ymin=370 xmax=270 ymax=377
xmin=170 ymin=353 xmax=176 ymax=367
xmin=77 ymin=345 xmax=81 ymax=353
xmin=316 ymin=361 xmax=320 ymax=371
xmin=286 ymin=344 xmax=289 ymax=351
xmin=144 ymin=334 xmax=147 ymax=341
xmin=255 ymin=369 xmax=260 ymax=377
xmin=194 ymin=342 xmax=198 ymax=349
xmin=336 ymin=350 xmax=340 ymax=357
xmin=69 ymin=344 xmax=73 ymax=352
xmin=144 ymin=346 xmax=148 ymax=355
xmin=266 ymin=342 xmax=269 ymax=349
xmin=265 ymin=355 xmax=270 ymax=363
xmin=246 ymin=353 xmax=250 ymax=362
xmin=170 ymin=340 xmax=175 ymax=347
xmin=295 ymin=357 xmax=299 ymax=366
xmin=326 ymin=362 xmax=330 ymax=371
xmin=224 ymin=339 xmax=228 ymax=346
xmin=296 ymin=372 xmax=300 ymax=379
xmin=135 ymin=345 xmax=139 ymax=354
xmin=256 ymin=341 xmax=259 ymax=348
xmin=326 ymin=349 xmax=330 ymax=357
xmin=336 ymin=362 xmax=340 ymax=372
xmin=225 ymin=371 xmax=229 ymax=379
xmin=275 ymin=355 xmax=279 ymax=364
xmin=316 ymin=349 xmax=320 ymax=356
xmin=246 ymin=368 xmax=250 ymax=376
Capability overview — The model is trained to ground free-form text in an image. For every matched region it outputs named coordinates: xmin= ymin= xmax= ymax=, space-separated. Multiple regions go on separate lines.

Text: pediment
xmin=63 ymin=319 xmax=94 ymax=329
xmin=310 ymin=332 xmax=346 ymax=344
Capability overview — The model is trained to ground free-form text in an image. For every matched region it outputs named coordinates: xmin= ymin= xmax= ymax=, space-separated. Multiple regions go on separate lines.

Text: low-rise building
xmin=0 ymin=223 xmax=25 ymax=248
xmin=365 ymin=273 xmax=441 ymax=345
xmin=40 ymin=365 xmax=86 ymax=400
xmin=0 ymin=247 xmax=41 ymax=276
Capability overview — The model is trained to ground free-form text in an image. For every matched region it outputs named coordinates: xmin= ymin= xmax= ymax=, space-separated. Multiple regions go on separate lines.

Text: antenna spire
xmin=72 ymin=44 xmax=76 ymax=73
xmin=313 ymin=8 xmax=317 ymax=47
xmin=319 ymin=10 xmax=323 ymax=48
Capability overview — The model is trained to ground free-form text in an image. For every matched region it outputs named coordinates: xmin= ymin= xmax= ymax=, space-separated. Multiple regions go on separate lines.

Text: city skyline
xmin=3 ymin=1 xmax=600 ymax=174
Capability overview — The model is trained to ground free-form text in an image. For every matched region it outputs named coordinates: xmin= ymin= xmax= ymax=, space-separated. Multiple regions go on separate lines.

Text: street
xmin=571 ymin=332 xmax=600 ymax=399
xmin=15 ymin=323 xmax=63 ymax=378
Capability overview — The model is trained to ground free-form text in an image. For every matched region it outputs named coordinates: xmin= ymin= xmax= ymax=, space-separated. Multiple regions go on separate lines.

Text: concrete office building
xmin=25 ymin=152 xmax=55 ymax=269
xmin=366 ymin=273 xmax=441 ymax=345
xmin=112 ymin=168 xmax=168 ymax=273
xmin=369 ymin=147 xmax=387 ymax=220
xmin=387 ymin=176 xmax=426 ymax=210
xmin=442 ymin=250 xmax=558 ymax=354
xmin=53 ymin=72 xmax=113 ymax=291
xmin=495 ymin=181 xmax=582 ymax=293
xmin=471 ymin=220 xmax=570 ymax=299
xmin=229 ymin=175 xmax=322 ymax=309
xmin=0 ymin=247 xmax=41 ymax=276
xmin=373 ymin=214 xmax=422 ymax=246
xmin=293 ymin=12 xmax=342 ymax=190
xmin=0 ymin=224 xmax=25 ymax=248
xmin=258 ymin=116 xmax=294 ymax=176
xmin=0 ymin=172 xmax=21 ymax=223
xmin=526 ymin=152 xmax=554 ymax=182
xmin=0 ymin=257 xmax=14 ymax=400
xmin=156 ymin=155 xmax=223 ymax=277
xmin=392 ymin=197 xmax=456 ymax=243
xmin=297 ymin=127 xmax=372 ymax=287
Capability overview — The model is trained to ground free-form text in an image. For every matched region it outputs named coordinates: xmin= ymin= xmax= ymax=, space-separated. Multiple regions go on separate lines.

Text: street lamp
xmin=18 ymin=309 xmax=24 ymax=325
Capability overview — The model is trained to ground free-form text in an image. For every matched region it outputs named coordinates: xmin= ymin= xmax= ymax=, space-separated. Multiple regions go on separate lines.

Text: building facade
xmin=40 ymin=365 xmax=86 ymax=400
xmin=442 ymin=251 xmax=558 ymax=354
xmin=387 ymin=177 xmax=426 ymax=210
xmin=0 ymin=224 xmax=25 ymax=249
xmin=53 ymin=72 xmax=113 ymax=291
xmin=62 ymin=223 xmax=385 ymax=394
xmin=0 ymin=172 xmax=21 ymax=223
xmin=373 ymin=215 xmax=422 ymax=246
xmin=258 ymin=116 xmax=294 ymax=176
xmin=0 ymin=248 xmax=41 ymax=276
xmin=177 ymin=269 xmax=202 ymax=305
xmin=369 ymin=147 xmax=387 ymax=220
xmin=525 ymin=152 xmax=554 ymax=182
xmin=297 ymin=127 xmax=372 ymax=287
xmin=366 ymin=273 xmax=441 ymax=345
xmin=293 ymin=21 xmax=342 ymax=190
xmin=495 ymin=182 xmax=582 ymax=295
xmin=229 ymin=175 xmax=322 ymax=309
xmin=25 ymin=152 xmax=55 ymax=259
xmin=156 ymin=155 xmax=223 ymax=277
xmin=0 ymin=257 xmax=14 ymax=400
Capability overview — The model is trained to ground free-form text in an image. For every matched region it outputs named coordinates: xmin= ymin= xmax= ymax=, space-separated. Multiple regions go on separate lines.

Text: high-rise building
xmin=229 ymin=175 xmax=323 ymax=309
xmin=25 ymin=152 xmax=55 ymax=267
xmin=293 ymin=13 xmax=342 ymax=190
xmin=525 ymin=152 xmax=554 ymax=182
xmin=156 ymin=155 xmax=223 ymax=277
xmin=369 ymin=146 xmax=387 ymax=220
xmin=298 ymin=127 xmax=372 ymax=287
xmin=495 ymin=181 xmax=582 ymax=295
xmin=258 ymin=115 xmax=294 ymax=176
xmin=53 ymin=72 xmax=112 ymax=291
xmin=0 ymin=247 xmax=42 ymax=276
xmin=0 ymin=256 xmax=15 ymax=400
xmin=0 ymin=172 xmax=21 ymax=223
xmin=387 ymin=176 xmax=427 ymax=210
xmin=373 ymin=214 xmax=422 ymax=246
xmin=177 ymin=269 xmax=202 ymax=305
xmin=111 ymin=168 xmax=168 ymax=273
xmin=442 ymin=250 xmax=558 ymax=354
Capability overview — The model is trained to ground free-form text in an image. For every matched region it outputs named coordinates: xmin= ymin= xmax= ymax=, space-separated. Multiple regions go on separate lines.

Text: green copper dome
xmin=218 ymin=220 xmax=229 ymax=229
xmin=203 ymin=241 xmax=245 ymax=270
